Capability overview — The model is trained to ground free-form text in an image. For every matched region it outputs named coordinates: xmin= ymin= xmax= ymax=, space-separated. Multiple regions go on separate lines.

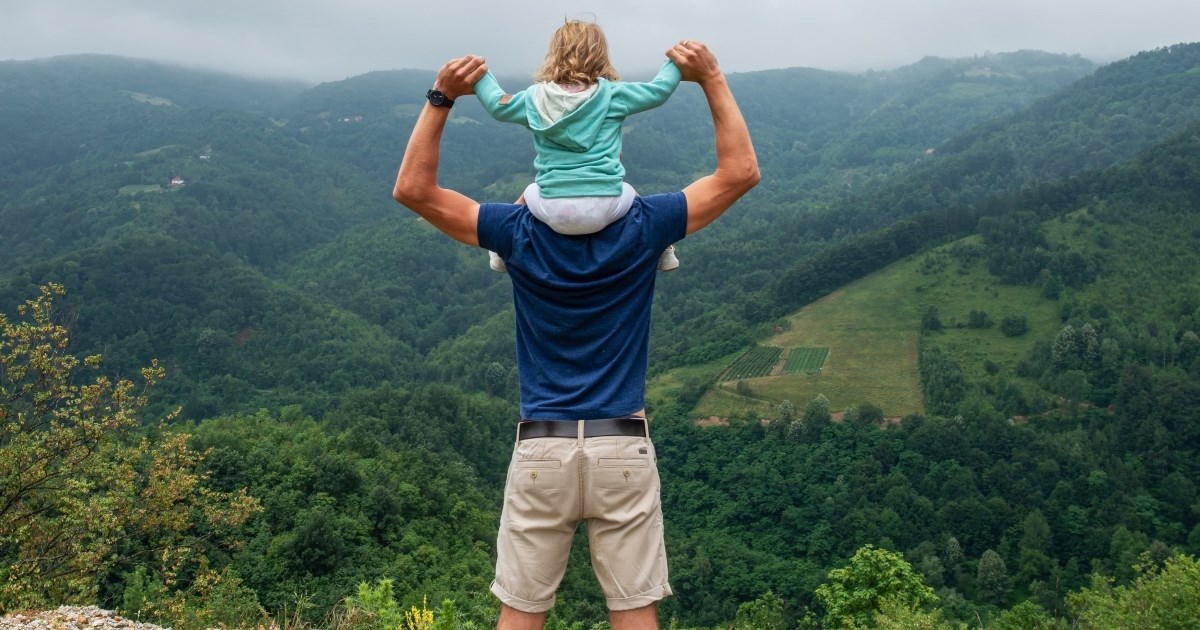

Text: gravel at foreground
xmin=0 ymin=606 xmax=168 ymax=630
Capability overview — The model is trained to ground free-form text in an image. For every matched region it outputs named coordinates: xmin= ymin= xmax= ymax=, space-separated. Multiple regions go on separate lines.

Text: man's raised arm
xmin=667 ymin=41 xmax=760 ymax=234
xmin=393 ymin=55 xmax=489 ymax=246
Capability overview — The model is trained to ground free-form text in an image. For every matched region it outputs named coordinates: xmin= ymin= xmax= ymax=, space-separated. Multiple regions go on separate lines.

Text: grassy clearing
xmin=703 ymin=385 xmax=773 ymax=419
xmin=121 ymin=90 xmax=173 ymax=106
xmin=676 ymin=234 xmax=1061 ymax=420
xmin=645 ymin=358 xmax=727 ymax=414
xmin=133 ymin=145 xmax=184 ymax=159
xmin=118 ymin=184 xmax=164 ymax=195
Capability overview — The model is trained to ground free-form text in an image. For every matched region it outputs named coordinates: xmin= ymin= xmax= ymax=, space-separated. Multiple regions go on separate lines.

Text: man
xmin=393 ymin=40 xmax=758 ymax=630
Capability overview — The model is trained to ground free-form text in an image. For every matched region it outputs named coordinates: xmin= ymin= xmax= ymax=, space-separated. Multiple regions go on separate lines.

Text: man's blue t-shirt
xmin=478 ymin=192 xmax=687 ymax=420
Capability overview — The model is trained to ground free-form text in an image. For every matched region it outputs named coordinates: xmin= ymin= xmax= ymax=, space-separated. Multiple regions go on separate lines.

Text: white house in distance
xmin=169 ymin=176 xmax=185 ymax=188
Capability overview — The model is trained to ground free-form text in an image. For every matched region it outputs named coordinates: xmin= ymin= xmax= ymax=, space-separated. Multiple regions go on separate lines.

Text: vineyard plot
xmin=782 ymin=347 xmax=829 ymax=374
xmin=719 ymin=346 xmax=783 ymax=381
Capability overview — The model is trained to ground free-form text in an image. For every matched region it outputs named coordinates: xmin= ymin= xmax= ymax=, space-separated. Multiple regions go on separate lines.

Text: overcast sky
xmin=2 ymin=0 xmax=1198 ymax=84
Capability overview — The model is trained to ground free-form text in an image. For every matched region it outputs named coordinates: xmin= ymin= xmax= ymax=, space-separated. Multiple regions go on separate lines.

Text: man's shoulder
xmin=629 ymin=192 xmax=688 ymax=242
xmin=477 ymin=202 xmax=527 ymax=248
xmin=631 ymin=191 xmax=687 ymax=218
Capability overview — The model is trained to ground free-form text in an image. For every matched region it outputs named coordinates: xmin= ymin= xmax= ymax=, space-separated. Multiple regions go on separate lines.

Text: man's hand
xmin=393 ymin=56 xmax=488 ymax=246
xmin=666 ymin=40 xmax=721 ymax=85
xmin=668 ymin=40 xmax=760 ymax=235
xmin=434 ymin=55 xmax=488 ymax=100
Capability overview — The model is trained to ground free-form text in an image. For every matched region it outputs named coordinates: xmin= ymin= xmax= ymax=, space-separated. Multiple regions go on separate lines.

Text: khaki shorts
xmin=490 ymin=421 xmax=672 ymax=613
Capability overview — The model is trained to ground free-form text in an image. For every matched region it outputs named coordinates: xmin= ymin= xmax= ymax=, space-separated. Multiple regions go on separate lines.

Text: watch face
xmin=427 ymin=89 xmax=450 ymax=107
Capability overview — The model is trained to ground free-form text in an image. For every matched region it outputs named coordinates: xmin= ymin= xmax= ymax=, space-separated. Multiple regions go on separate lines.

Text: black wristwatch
xmin=426 ymin=88 xmax=455 ymax=108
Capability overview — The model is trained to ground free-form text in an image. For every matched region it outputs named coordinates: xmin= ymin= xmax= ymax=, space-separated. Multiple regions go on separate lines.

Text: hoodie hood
xmin=527 ymin=78 xmax=611 ymax=152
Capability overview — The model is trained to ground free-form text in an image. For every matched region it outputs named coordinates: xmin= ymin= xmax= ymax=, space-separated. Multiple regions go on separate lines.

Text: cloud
xmin=1 ymin=0 xmax=1198 ymax=83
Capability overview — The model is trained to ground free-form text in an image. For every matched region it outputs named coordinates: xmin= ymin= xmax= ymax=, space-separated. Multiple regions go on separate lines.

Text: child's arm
xmin=473 ymin=71 xmax=531 ymax=126
xmin=610 ymin=60 xmax=683 ymax=117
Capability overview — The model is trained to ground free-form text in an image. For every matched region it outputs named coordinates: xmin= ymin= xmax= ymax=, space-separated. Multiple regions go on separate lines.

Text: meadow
xmin=680 ymin=235 xmax=1061 ymax=420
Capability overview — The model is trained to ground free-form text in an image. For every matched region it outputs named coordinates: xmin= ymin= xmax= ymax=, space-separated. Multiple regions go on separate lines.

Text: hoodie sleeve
xmin=609 ymin=60 xmax=682 ymax=117
xmin=474 ymin=71 xmax=532 ymax=127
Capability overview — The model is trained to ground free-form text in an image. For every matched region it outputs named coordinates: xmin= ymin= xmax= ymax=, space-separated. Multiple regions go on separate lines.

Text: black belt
xmin=518 ymin=417 xmax=647 ymax=440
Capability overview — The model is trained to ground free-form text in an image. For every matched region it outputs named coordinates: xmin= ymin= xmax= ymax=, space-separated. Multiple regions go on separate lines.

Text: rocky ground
xmin=0 ymin=606 xmax=168 ymax=630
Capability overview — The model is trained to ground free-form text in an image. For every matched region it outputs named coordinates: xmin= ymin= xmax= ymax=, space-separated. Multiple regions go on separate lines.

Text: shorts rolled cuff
xmin=606 ymin=582 xmax=673 ymax=611
xmin=490 ymin=579 xmax=556 ymax=614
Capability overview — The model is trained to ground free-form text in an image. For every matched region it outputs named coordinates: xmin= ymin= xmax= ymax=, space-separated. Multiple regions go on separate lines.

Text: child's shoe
xmin=658 ymin=245 xmax=679 ymax=272
xmin=489 ymin=250 xmax=507 ymax=273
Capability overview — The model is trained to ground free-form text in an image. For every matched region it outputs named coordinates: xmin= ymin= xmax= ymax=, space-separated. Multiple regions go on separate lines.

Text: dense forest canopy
xmin=2 ymin=44 xmax=1200 ymax=628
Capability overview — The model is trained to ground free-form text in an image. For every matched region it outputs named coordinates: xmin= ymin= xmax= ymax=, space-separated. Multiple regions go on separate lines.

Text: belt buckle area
xmin=517 ymin=417 xmax=647 ymax=441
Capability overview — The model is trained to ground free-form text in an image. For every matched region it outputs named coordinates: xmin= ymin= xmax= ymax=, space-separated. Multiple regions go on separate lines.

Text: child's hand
xmin=667 ymin=40 xmax=721 ymax=84
xmin=434 ymin=55 xmax=488 ymax=100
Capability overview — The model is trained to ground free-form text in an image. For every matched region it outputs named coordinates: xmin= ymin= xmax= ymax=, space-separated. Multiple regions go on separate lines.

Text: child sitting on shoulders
xmin=473 ymin=19 xmax=682 ymax=272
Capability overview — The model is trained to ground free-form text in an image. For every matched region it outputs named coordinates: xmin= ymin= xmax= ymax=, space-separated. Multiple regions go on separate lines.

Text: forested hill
xmin=0 ymin=55 xmax=306 ymax=184
xmin=0 ymin=48 xmax=1101 ymax=416
xmin=3 ymin=43 xmax=1200 ymax=629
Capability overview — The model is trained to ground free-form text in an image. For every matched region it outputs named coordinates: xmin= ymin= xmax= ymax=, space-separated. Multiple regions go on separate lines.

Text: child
xmin=473 ymin=19 xmax=682 ymax=272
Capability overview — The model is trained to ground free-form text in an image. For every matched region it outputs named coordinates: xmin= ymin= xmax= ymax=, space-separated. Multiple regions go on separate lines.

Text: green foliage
xmin=918 ymin=346 xmax=966 ymax=415
xmin=346 ymin=579 xmax=406 ymax=630
xmin=777 ymin=400 xmax=795 ymax=424
xmin=1000 ymin=315 xmax=1029 ymax=337
xmin=922 ymin=306 xmax=945 ymax=333
xmin=814 ymin=545 xmax=938 ymax=628
xmin=976 ymin=549 xmax=1012 ymax=605
xmin=731 ymin=590 xmax=785 ymax=630
xmin=991 ymin=600 xmax=1062 ymax=630
xmin=0 ymin=285 xmax=259 ymax=614
xmin=967 ymin=310 xmax=994 ymax=329
xmin=866 ymin=597 xmax=960 ymax=630
xmin=1067 ymin=554 xmax=1200 ymax=629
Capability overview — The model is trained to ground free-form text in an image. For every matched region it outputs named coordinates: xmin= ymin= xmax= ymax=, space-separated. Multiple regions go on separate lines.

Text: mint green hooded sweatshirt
xmin=473 ymin=60 xmax=681 ymax=198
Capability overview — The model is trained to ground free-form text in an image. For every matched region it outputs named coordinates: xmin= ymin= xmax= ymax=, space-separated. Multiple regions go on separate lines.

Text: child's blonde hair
xmin=535 ymin=19 xmax=620 ymax=85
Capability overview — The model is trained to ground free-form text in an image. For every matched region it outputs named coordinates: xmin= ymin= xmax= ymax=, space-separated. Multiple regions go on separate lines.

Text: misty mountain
xmin=0 ymin=45 xmax=1194 ymax=415
xmin=3 ymin=43 xmax=1200 ymax=628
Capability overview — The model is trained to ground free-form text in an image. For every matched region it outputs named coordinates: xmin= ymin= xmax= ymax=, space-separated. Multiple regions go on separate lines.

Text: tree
xmin=1051 ymin=325 xmax=1079 ymax=370
xmin=1001 ymin=315 xmax=1029 ymax=337
xmin=991 ymin=600 xmax=1060 ymax=630
xmin=803 ymin=394 xmax=831 ymax=426
xmin=869 ymin=596 xmax=958 ymax=630
xmin=1067 ymin=553 xmax=1200 ymax=629
xmin=777 ymin=399 xmax=795 ymax=424
xmin=484 ymin=361 xmax=507 ymax=396
xmin=922 ymin=306 xmax=944 ymax=333
xmin=731 ymin=590 xmax=785 ymax=630
xmin=0 ymin=284 xmax=259 ymax=611
xmin=814 ymin=544 xmax=938 ymax=629
xmin=967 ymin=309 xmax=994 ymax=329
xmin=852 ymin=401 xmax=885 ymax=428
xmin=977 ymin=549 xmax=1012 ymax=605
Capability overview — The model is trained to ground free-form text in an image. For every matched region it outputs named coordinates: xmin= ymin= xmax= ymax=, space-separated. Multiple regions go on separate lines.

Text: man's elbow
xmin=392 ymin=178 xmax=425 ymax=209
xmin=724 ymin=159 xmax=761 ymax=195
xmin=741 ymin=162 xmax=762 ymax=191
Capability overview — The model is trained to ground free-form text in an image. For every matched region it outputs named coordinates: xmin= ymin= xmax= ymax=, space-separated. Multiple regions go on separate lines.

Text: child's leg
xmin=524 ymin=183 xmax=637 ymax=235
xmin=489 ymin=250 xmax=507 ymax=273
xmin=658 ymin=245 xmax=679 ymax=272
